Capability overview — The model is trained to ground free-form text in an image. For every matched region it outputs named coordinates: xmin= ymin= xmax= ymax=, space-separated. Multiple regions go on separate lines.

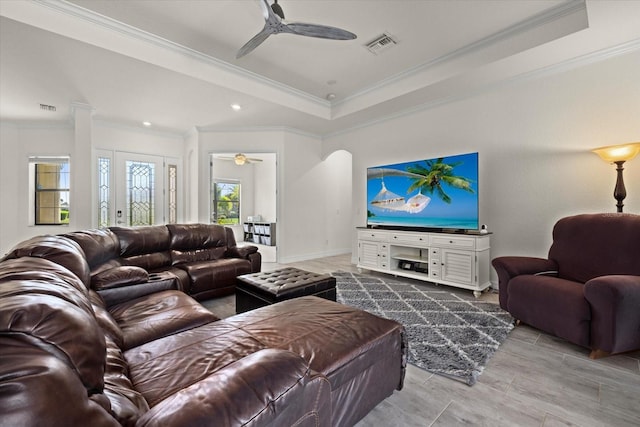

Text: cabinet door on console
xmin=440 ymin=249 xmax=475 ymax=285
xmin=358 ymin=241 xmax=389 ymax=270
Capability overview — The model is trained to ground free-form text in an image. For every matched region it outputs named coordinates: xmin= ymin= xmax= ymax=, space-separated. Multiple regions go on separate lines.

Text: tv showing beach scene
xmin=366 ymin=152 xmax=479 ymax=231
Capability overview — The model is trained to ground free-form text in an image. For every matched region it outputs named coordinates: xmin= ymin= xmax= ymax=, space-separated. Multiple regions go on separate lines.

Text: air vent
xmin=40 ymin=104 xmax=57 ymax=112
xmin=365 ymin=33 xmax=397 ymax=55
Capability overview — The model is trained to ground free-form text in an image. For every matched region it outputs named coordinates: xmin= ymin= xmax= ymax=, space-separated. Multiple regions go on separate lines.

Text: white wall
xmin=0 ymin=122 xmax=74 ymax=254
xmin=198 ymin=129 xmax=353 ymax=263
xmin=0 ymin=117 xmax=185 ymax=255
xmin=253 ymin=153 xmax=277 ymax=223
xmin=3 ymin=51 xmax=636 ymax=270
xmin=324 ymin=49 xmax=640 ymax=283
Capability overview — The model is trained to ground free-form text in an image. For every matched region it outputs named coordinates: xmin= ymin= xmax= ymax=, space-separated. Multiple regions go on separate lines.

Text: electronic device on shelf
xmin=399 ymin=261 xmax=415 ymax=271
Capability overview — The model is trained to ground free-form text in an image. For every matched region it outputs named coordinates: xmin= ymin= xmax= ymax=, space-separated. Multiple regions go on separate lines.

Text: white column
xmin=71 ymin=102 xmax=95 ymax=229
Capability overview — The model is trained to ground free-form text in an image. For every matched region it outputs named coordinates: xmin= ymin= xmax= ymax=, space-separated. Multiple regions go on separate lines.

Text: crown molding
xmin=196 ymin=125 xmax=322 ymax=140
xmin=0 ymin=118 xmax=74 ymax=130
xmin=333 ymin=0 xmax=588 ymax=110
xmin=324 ymin=38 xmax=640 ymax=140
xmin=6 ymin=0 xmax=330 ymax=118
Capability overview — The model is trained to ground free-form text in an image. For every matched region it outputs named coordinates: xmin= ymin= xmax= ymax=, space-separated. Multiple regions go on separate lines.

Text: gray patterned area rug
xmin=333 ymin=271 xmax=514 ymax=386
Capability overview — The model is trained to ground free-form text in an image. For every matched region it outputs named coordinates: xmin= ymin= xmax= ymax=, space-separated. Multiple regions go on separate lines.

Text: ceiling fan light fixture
xmin=234 ymin=153 xmax=247 ymax=165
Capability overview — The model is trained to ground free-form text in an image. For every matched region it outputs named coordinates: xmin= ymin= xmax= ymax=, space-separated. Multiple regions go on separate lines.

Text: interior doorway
xmin=210 ymin=152 xmax=277 ymax=263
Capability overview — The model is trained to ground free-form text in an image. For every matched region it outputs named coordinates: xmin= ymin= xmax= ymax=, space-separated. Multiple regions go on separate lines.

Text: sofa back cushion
xmin=167 ymin=224 xmax=229 ymax=264
xmin=2 ymin=234 xmax=91 ymax=288
xmin=0 ymin=274 xmax=106 ymax=393
xmin=64 ymin=229 xmax=121 ymax=273
xmin=0 ymin=335 xmax=117 ymax=427
xmin=549 ymin=213 xmax=640 ymax=283
xmin=110 ymin=225 xmax=172 ymax=271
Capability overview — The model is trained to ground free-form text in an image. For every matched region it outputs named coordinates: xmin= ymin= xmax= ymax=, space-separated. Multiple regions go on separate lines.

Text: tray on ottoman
xmin=236 ymin=267 xmax=336 ymax=313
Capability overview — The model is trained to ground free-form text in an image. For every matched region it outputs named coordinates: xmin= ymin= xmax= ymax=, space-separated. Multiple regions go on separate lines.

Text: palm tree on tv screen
xmin=406 ymin=158 xmax=474 ymax=204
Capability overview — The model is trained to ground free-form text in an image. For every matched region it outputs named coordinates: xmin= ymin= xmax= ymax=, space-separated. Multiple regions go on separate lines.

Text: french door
xmin=108 ymin=152 xmax=178 ymax=226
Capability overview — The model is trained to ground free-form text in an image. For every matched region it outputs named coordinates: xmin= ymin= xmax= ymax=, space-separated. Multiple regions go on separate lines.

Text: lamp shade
xmin=592 ymin=142 xmax=640 ymax=163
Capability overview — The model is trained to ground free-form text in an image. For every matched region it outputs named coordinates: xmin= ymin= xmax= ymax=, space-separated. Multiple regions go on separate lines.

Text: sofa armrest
xmin=492 ymin=256 xmax=558 ymax=310
xmin=227 ymin=244 xmax=258 ymax=259
xmin=584 ymin=275 xmax=640 ymax=355
xmin=227 ymin=245 xmax=262 ymax=273
xmin=136 ymin=349 xmax=331 ymax=427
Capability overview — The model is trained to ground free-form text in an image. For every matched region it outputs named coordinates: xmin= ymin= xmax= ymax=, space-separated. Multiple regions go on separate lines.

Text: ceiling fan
xmin=236 ymin=0 xmax=357 ymax=59
xmin=214 ymin=153 xmax=263 ymax=165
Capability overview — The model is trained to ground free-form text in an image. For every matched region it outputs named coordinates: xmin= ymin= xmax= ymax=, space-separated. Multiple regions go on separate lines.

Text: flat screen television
xmin=366 ymin=152 xmax=479 ymax=232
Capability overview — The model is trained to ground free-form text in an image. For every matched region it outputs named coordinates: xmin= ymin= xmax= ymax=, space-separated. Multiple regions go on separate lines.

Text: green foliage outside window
xmin=212 ymin=181 xmax=240 ymax=225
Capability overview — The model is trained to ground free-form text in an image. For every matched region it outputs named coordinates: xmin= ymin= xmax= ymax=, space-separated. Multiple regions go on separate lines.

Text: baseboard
xmin=278 ymin=248 xmax=351 ymax=264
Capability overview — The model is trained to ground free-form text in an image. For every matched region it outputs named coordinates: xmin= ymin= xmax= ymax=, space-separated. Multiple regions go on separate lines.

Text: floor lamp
xmin=592 ymin=142 xmax=640 ymax=212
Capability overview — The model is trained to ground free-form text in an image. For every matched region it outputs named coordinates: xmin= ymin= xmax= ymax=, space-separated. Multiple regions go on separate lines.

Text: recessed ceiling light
xmin=231 ymin=103 xmax=242 ymax=111
xmin=142 ymin=121 xmax=152 ymax=127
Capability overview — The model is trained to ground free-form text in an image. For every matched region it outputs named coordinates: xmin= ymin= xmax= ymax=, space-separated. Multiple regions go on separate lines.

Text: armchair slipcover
xmin=492 ymin=213 xmax=640 ymax=358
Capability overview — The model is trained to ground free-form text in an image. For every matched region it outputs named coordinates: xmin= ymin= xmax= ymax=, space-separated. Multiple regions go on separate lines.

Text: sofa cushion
xmin=111 ymin=225 xmax=171 ymax=257
xmin=167 ymin=223 xmax=227 ymax=251
xmin=1 ymin=234 xmax=91 ymax=288
xmin=65 ymin=229 xmax=120 ymax=270
xmin=124 ymin=321 xmax=266 ymax=407
xmin=89 ymin=290 xmax=125 ymax=348
xmin=134 ymin=349 xmax=328 ymax=427
xmin=0 ymin=257 xmax=87 ymax=294
xmin=176 ymin=258 xmax=251 ymax=297
xmin=0 ymin=285 xmax=106 ymax=393
xmin=0 ymin=335 xmax=118 ymax=427
xmin=108 ymin=290 xmax=219 ymax=350
xmin=507 ymin=275 xmax=591 ymax=347
xmin=549 ymin=213 xmax=640 ymax=283
xmin=171 ymin=247 xmax=227 ymax=265
xmin=92 ymin=266 xmax=149 ymax=291
xmin=110 ymin=226 xmax=172 ymax=271
xmin=103 ymin=335 xmax=150 ymax=426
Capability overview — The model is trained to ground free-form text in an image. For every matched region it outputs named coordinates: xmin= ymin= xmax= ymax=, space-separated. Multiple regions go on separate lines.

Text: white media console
xmin=356 ymin=227 xmax=491 ymax=298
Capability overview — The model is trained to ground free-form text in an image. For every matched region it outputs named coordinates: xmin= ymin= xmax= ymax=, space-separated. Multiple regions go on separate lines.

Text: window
xmin=31 ymin=157 xmax=70 ymax=225
xmin=126 ymin=160 xmax=155 ymax=226
xmin=168 ymin=163 xmax=178 ymax=224
xmin=97 ymin=156 xmax=111 ymax=227
xmin=211 ymin=180 xmax=240 ymax=225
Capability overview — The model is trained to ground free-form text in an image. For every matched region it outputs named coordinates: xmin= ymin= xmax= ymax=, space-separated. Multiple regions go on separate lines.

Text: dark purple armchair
xmin=492 ymin=213 xmax=640 ymax=358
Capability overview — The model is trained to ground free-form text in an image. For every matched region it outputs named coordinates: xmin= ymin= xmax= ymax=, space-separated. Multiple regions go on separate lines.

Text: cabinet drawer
xmin=358 ymin=230 xmax=388 ymax=242
xmin=430 ymin=248 xmax=441 ymax=258
xmin=430 ymin=236 xmax=475 ymax=249
xmin=390 ymin=233 xmax=429 ymax=246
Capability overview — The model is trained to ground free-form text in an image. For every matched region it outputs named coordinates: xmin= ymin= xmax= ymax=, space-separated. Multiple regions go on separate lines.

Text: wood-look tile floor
xmin=203 ymin=254 xmax=640 ymax=427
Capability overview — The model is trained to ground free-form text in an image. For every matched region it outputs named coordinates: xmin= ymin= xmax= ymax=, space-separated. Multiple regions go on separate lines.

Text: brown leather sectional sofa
xmin=66 ymin=223 xmax=262 ymax=303
xmin=0 ymin=224 xmax=406 ymax=426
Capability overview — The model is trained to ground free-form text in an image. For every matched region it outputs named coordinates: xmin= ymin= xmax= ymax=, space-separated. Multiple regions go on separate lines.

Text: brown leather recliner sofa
xmin=492 ymin=213 xmax=640 ymax=358
xmin=0 ymin=225 xmax=406 ymax=426
xmin=64 ymin=223 xmax=262 ymax=304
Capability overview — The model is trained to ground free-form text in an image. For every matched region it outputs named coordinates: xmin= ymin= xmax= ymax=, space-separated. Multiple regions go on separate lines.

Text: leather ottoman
xmin=236 ymin=267 xmax=337 ymax=313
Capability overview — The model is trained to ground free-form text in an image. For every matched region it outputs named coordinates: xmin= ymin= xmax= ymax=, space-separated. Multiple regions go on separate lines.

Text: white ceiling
xmin=1 ymin=0 xmax=639 ymax=136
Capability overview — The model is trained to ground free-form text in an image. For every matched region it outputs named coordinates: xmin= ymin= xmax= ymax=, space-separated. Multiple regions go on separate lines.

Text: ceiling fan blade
xmin=258 ymin=0 xmax=271 ymax=20
xmin=284 ymin=22 xmax=357 ymax=40
xmin=236 ymin=28 xmax=272 ymax=58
